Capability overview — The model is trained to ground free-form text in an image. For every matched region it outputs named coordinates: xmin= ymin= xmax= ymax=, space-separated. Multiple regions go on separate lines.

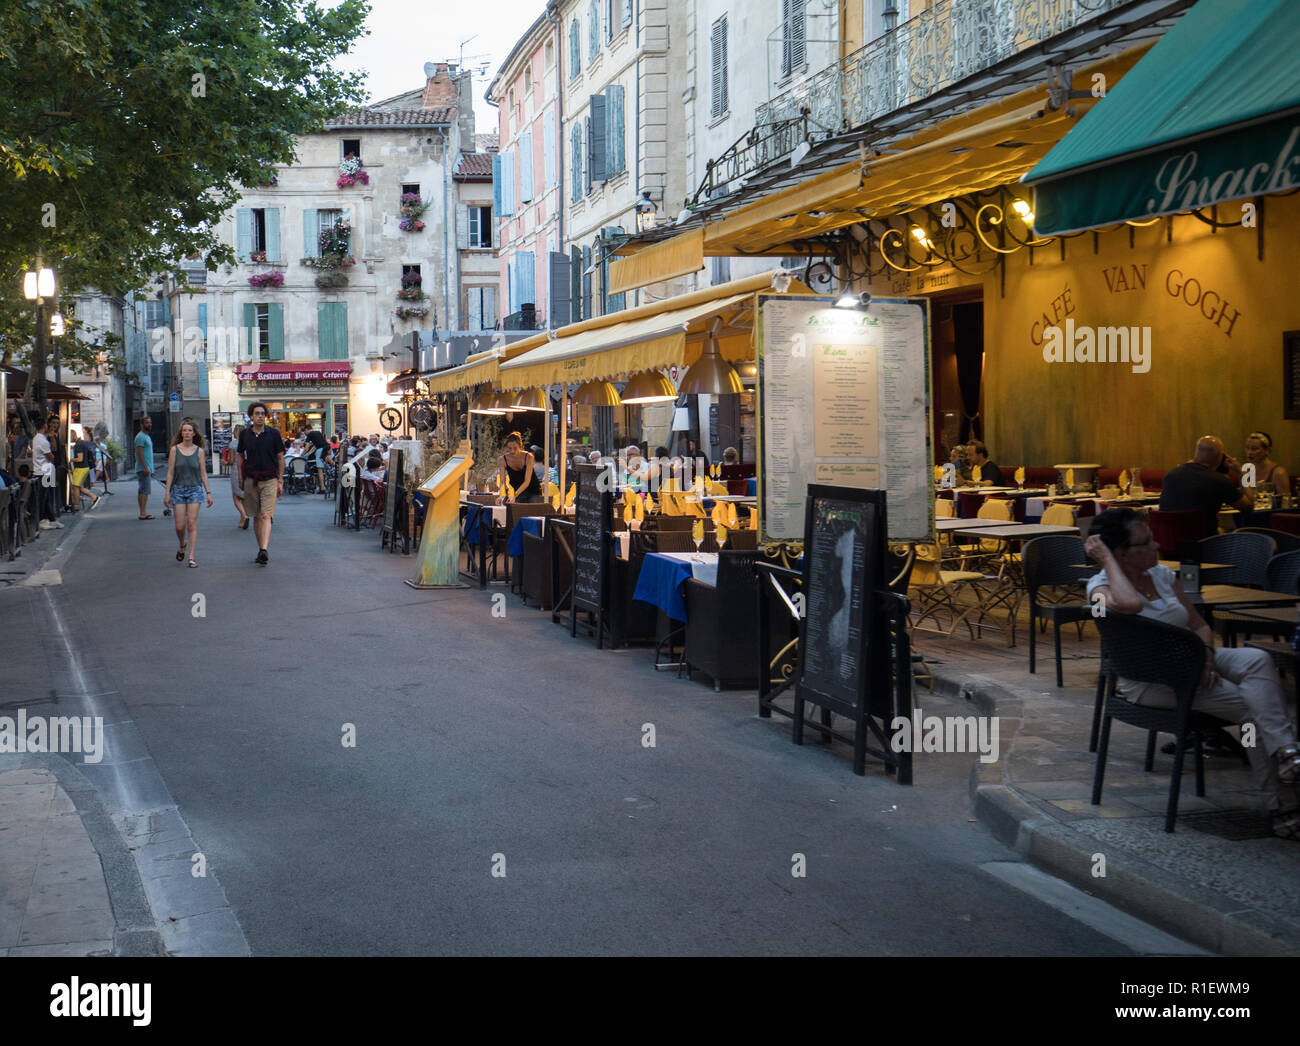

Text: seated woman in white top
xmin=1085 ymin=507 xmax=1300 ymax=840
xmin=360 ymin=453 xmax=386 ymax=484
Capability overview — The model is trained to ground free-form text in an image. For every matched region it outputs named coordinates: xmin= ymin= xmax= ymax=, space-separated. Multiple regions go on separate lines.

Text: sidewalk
xmin=914 ymin=625 xmax=1300 ymax=956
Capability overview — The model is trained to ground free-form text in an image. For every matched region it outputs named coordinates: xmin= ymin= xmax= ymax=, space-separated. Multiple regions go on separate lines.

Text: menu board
xmin=333 ymin=402 xmax=349 ymax=437
xmin=383 ymin=448 xmax=405 ymax=540
xmin=571 ymin=463 xmax=612 ymax=641
xmin=757 ymin=295 xmax=931 ymax=542
xmin=210 ymin=412 xmax=246 ymax=467
xmin=798 ymin=490 xmax=880 ymax=716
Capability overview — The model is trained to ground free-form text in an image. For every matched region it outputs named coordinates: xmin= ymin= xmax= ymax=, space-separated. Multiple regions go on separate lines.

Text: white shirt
xmin=32 ymin=433 xmax=53 ymax=475
xmin=1086 ymin=564 xmax=1188 ymax=628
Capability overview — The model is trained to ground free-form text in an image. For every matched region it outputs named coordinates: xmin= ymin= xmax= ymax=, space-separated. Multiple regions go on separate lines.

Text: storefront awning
xmin=1024 ymin=0 xmax=1300 ymax=235
xmin=1 ymin=365 xmax=90 ymax=401
xmin=499 ymin=270 xmax=809 ymax=388
xmin=423 ymin=335 xmax=546 ymax=394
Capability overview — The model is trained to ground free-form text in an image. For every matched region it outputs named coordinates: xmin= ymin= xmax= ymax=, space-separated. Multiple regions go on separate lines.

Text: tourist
xmin=230 ymin=424 xmax=249 ymax=529
xmin=236 ymin=402 xmax=285 ymax=566
xmin=958 ymin=440 xmax=1003 ymax=487
xmin=31 ymin=415 xmax=61 ymax=529
xmin=1159 ymin=436 xmax=1252 ymax=536
xmin=360 ymin=452 xmax=386 ymax=484
xmin=162 ymin=419 xmax=214 ymax=568
xmin=1244 ymin=431 xmax=1290 ymax=498
xmin=70 ymin=427 xmax=101 ymax=511
xmin=722 ymin=446 xmax=739 ymax=466
xmin=1085 ymin=507 xmax=1300 ymax=840
xmin=134 ymin=415 xmax=156 ymax=519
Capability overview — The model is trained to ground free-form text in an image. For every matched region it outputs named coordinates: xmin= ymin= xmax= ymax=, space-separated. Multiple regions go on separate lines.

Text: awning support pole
xmin=559 ymin=384 xmax=567 ymax=498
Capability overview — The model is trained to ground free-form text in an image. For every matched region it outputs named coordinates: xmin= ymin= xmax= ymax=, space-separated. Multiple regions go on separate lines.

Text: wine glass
xmin=691 ymin=519 xmax=705 ymax=559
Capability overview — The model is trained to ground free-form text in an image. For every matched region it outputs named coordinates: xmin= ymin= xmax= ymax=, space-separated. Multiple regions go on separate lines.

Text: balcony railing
xmin=753 ymin=0 xmax=1129 ymax=157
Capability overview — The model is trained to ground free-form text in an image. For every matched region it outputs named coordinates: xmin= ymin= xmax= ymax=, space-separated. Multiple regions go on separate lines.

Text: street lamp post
xmin=21 ymin=257 xmax=56 ymax=416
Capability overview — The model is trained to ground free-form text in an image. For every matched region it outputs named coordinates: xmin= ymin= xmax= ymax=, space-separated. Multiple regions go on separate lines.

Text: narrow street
xmin=0 ymin=481 xmax=1183 ymax=956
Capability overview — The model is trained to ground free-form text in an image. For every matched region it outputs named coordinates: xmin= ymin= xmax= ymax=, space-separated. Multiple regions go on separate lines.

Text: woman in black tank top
xmin=497 ymin=432 xmax=540 ymax=503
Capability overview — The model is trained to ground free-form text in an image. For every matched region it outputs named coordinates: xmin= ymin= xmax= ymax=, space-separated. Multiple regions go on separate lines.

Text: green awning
xmin=1023 ymin=0 xmax=1300 ymax=235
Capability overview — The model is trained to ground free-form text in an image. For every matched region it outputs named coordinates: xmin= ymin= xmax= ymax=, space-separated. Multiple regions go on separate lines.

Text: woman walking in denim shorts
xmin=163 ymin=420 xmax=214 ymax=568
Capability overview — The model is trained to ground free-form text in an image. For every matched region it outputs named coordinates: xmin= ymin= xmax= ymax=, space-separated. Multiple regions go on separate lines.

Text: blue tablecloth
xmin=462 ymin=504 xmax=489 ymax=546
xmin=746 ymin=477 xmax=757 ymax=496
xmin=632 ymin=552 xmax=695 ymax=622
xmin=508 ymin=515 xmax=546 ymax=557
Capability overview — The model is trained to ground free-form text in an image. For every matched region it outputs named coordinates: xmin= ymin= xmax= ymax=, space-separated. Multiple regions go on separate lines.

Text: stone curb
xmin=921 ymin=660 xmax=1300 ymax=956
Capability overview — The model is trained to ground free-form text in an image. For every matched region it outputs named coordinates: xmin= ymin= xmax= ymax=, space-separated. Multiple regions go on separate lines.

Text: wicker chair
xmin=1093 ymin=614 xmax=1229 ymax=832
xmin=684 ymin=551 xmax=761 ymax=690
xmin=723 ymin=529 xmax=758 ymax=551
xmin=1216 ymin=548 xmax=1300 ymax=647
xmin=1023 ymin=535 xmax=1092 ymax=687
xmin=1234 ymin=527 xmax=1300 ymax=553
xmin=1198 ymin=532 xmax=1275 ymax=586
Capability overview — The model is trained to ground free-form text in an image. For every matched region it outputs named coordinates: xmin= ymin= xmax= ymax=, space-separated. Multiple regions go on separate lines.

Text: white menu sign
xmin=757 ymin=295 xmax=932 ymax=542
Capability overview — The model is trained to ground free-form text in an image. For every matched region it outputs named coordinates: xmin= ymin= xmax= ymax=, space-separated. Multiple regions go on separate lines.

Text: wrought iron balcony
xmin=733 ymin=0 xmax=1128 ymax=185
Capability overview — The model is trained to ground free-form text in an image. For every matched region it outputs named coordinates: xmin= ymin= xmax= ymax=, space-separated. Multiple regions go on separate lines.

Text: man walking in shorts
xmin=134 ymin=416 xmax=156 ymax=519
xmin=236 ymin=402 xmax=284 ymax=565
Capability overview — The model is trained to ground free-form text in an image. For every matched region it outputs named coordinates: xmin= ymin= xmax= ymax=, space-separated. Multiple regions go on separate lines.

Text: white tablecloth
xmin=659 ymin=551 xmax=718 ymax=587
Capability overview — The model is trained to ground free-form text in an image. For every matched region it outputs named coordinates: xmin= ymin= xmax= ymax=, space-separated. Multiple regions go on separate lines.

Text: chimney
xmin=422 ymin=62 xmax=459 ymax=109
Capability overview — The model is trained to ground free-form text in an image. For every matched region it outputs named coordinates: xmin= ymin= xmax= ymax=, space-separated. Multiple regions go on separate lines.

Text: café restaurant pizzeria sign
xmin=236 ymin=362 xmax=351 ymax=391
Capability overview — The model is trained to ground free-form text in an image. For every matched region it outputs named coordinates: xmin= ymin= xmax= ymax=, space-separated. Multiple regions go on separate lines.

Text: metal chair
xmin=1022 ymin=535 xmax=1092 ymax=687
xmin=1197 ymin=532 xmax=1275 ymax=587
xmin=684 ymin=551 xmax=761 ymax=690
xmin=287 ymin=456 xmax=311 ymax=495
xmin=1235 ymin=527 xmax=1300 ymax=553
xmin=1093 ymin=613 xmax=1229 ymax=832
xmin=1216 ymin=548 xmax=1300 ymax=647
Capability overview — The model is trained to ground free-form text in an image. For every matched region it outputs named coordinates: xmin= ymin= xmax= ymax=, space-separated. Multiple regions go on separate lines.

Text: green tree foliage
xmin=0 ymin=0 xmax=370 ymax=358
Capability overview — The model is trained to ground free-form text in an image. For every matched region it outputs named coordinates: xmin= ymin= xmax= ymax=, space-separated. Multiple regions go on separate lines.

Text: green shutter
xmin=303 ymin=208 xmax=318 ymax=258
xmin=267 ymin=302 xmax=284 ymax=360
xmin=236 ymin=209 xmax=253 ymax=261
xmin=318 ymin=302 xmax=348 ymax=360
xmin=265 ymin=207 xmax=281 ymax=261
xmin=197 ymin=302 xmax=208 ymax=338
xmin=243 ymin=302 xmax=257 ymax=359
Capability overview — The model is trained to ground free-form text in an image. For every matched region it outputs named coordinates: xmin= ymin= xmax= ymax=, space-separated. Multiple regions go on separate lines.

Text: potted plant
xmin=337 ymin=154 xmax=370 ymax=188
xmin=249 ymin=249 xmax=268 ymax=263
xmin=394 ymin=302 xmax=431 ymax=321
xmin=398 ymin=193 xmax=429 ymax=232
xmin=396 ymin=270 xmax=427 ymax=302
xmin=248 ymin=271 xmax=284 ymax=288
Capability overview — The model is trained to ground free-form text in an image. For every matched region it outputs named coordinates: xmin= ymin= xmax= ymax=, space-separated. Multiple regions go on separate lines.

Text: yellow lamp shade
xmin=619 ymin=370 xmax=676 ymax=404
xmin=470 ymin=390 xmax=504 ymax=414
xmin=678 ymin=353 xmax=744 ymax=396
xmin=571 ymin=380 xmax=622 ymax=407
xmin=510 ymin=387 xmax=548 ymax=412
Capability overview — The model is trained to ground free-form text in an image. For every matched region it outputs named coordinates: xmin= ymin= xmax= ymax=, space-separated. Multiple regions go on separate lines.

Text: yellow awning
xmin=608 ymin=227 xmax=705 ymax=294
xmin=423 ymin=336 xmax=545 ymax=393
xmin=499 ymin=270 xmax=809 ymax=389
xmin=620 ymin=44 xmax=1153 ymax=258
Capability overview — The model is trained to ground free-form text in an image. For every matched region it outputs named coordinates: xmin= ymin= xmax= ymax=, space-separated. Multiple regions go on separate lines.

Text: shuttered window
xmin=543 ymin=109 xmax=556 ymax=188
xmin=781 ymin=0 xmax=806 ymax=77
xmin=571 ymin=123 xmax=584 ymax=202
xmin=569 ymin=19 xmax=581 ymax=80
xmin=236 ymin=208 xmax=252 ymax=261
xmin=267 ymin=303 xmax=284 ymax=361
xmin=604 ymin=84 xmax=625 ymax=174
xmin=302 ymin=208 xmax=318 ymax=258
xmin=519 ymin=132 xmax=534 ymax=203
xmin=466 ymin=287 xmax=496 ymax=330
xmin=570 ymin=247 xmax=582 ymax=322
xmin=621 ymin=0 xmax=632 ymax=28
xmin=516 ymin=251 xmax=535 ymax=309
xmin=548 ymin=251 xmax=571 ymax=328
xmin=492 ymin=153 xmax=504 ymax=216
xmin=246 ymin=303 xmax=281 ymax=361
xmin=581 ymin=246 xmax=592 ymax=320
xmin=711 ymin=16 xmax=728 ymax=118
xmin=588 ymin=94 xmax=606 ymax=185
xmin=264 ymin=207 xmax=281 ymax=262
xmin=604 ymin=0 xmax=614 ymax=41
xmin=317 ymin=301 xmax=348 ymax=360
xmin=500 ymin=149 xmax=516 ymax=215
xmin=588 ymin=1 xmax=600 ymax=60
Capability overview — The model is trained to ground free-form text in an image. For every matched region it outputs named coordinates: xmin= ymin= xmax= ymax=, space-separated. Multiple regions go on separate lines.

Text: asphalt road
xmin=2 ymin=479 xmax=1148 ymax=955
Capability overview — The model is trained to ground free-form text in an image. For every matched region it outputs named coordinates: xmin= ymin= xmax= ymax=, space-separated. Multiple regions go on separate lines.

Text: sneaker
xmin=52 ymin=521 xmax=65 ymax=529
xmin=38 ymin=520 xmax=53 ymax=530
xmin=256 ymin=549 xmax=268 ymax=565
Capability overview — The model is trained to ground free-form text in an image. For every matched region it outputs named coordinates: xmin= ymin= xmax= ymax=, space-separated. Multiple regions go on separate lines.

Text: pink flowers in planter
xmin=398 ymin=218 xmax=425 ymax=232
xmin=337 ymin=154 xmax=370 ymax=188
xmin=248 ymin=271 xmax=284 ymax=288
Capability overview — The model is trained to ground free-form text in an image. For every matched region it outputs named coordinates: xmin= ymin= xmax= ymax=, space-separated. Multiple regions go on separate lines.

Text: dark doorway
xmin=928 ymin=292 xmax=983 ymax=462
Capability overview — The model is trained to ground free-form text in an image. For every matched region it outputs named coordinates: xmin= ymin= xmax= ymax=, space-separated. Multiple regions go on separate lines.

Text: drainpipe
xmin=442 ymin=124 xmax=452 ymax=334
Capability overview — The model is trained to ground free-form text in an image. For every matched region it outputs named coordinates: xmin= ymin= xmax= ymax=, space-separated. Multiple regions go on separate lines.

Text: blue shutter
xmin=571 ymin=124 xmax=583 ymax=202
xmin=267 ymin=303 xmax=284 ymax=361
xmin=589 ymin=1 xmax=599 ymax=59
xmin=543 ymin=109 xmax=556 ymax=189
xmin=588 ymin=93 xmax=607 ymax=185
xmin=198 ymin=302 xmax=208 ymax=338
xmin=605 ymin=84 xmax=624 ymax=174
xmin=302 ymin=208 xmax=318 ymax=258
xmin=507 ymin=256 xmax=517 ymax=313
xmin=318 ymin=302 xmax=348 ymax=360
xmin=243 ymin=303 xmax=257 ymax=359
xmin=236 ymin=208 xmax=252 ymax=261
xmin=198 ymin=360 xmax=208 ymax=397
xmin=492 ymin=153 xmax=504 ymax=216
xmin=265 ymin=207 xmax=281 ymax=261
xmin=518 ymin=251 xmax=535 ymax=307
xmin=519 ymin=132 xmax=534 ymax=203
xmin=548 ymin=251 xmax=571 ymax=327
xmin=569 ymin=20 xmax=580 ymax=80
xmin=501 ymin=150 xmax=515 ymax=215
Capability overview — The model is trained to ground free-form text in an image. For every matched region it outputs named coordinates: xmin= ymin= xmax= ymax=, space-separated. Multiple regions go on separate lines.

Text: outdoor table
xmin=508 ymin=515 xmax=549 ymax=558
xmin=708 ymin=494 xmax=757 ymax=504
xmin=952 ymin=523 xmax=1079 ymax=540
xmin=936 ymin=517 xmax=1008 ymax=531
xmin=1071 ymin=560 xmax=1234 ymax=582
xmin=461 ymin=501 xmax=506 ymax=545
xmin=1193 ymin=586 xmax=1299 ymax=611
xmin=1229 ymin=605 xmax=1298 ymax=625
xmin=632 ymin=551 xmax=718 ymax=622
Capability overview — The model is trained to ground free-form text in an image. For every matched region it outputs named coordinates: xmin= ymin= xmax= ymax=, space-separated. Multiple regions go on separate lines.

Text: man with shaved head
xmin=1159 ymin=435 xmax=1253 ymax=536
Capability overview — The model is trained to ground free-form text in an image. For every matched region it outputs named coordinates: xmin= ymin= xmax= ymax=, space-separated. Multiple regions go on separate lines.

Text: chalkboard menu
xmin=571 ymin=463 xmax=612 ymax=646
xmin=796 ymin=486 xmax=888 ymax=720
xmin=382 ymin=448 xmax=404 ymax=545
xmin=1284 ymin=331 xmax=1300 ymax=420
xmin=333 ymin=402 xmax=348 ymax=437
xmin=210 ymin=412 xmax=245 ymax=469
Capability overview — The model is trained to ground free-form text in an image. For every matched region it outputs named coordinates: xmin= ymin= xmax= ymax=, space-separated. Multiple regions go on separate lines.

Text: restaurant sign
xmin=235 ymin=363 xmax=352 ymax=382
xmin=1031 ymin=118 xmax=1300 ymax=235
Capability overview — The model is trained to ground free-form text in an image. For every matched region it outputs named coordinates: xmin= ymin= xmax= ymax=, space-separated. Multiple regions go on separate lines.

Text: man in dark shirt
xmin=1159 ymin=435 xmax=1252 ymax=536
xmin=961 ymin=440 xmax=1004 ymax=488
xmin=303 ymin=427 xmax=329 ymax=492
xmin=236 ymin=402 xmax=285 ymax=565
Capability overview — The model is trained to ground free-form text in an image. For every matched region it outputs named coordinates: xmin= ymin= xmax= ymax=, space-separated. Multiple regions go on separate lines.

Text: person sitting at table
xmin=948 ymin=443 xmax=971 ymax=485
xmin=722 ymin=447 xmax=739 ymax=466
xmin=957 ymin=440 xmax=1002 ymax=487
xmin=1085 ymin=507 xmax=1300 ymax=840
xmin=360 ymin=452 xmax=386 ymax=484
xmin=497 ymin=431 xmax=541 ymax=503
xmin=1244 ymin=431 xmax=1290 ymax=497
xmin=1159 ymin=435 xmax=1251 ymax=535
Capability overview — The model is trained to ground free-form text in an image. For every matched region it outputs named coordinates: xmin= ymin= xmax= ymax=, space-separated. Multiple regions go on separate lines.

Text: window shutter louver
xmin=267 ymin=303 xmax=284 ymax=361
xmin=570 ymin=20 xmax=580 ymax=79
xmin=581 ymin=246 xmax=592 ymax=319
xmin=783 ymin=0 xmax=806 ymax=75
xmin=265 ymin=207 xmax=281 ymax=262
xmin=518 ymin=251 xmax=535 ymax=307
xmin=492 ymin=153 xmax=504 ymax=215
xmin=519 ymin=132 xmax=534 ymax=203
xmin=570 ymin=247 xmax=582 ymax=323
xmin=198 ymin=303 xmax=208 ymax=339
xmin=548 ymin=251 xmax=571 ymax=328
xmin=503 ymin=150 xmax=516 ymax=214
xmin=236 ymin=209 xmax=252 ymax=261
xmin=711 ymin=18 xmax=728 ymax=118
xmin=571 ymin=124 xmax=583 ymax=202
xmin=589 ymin=1 xmax=599 ymax=59
xmin=604 ymin=84 xmax=624 ymax=174
xmin=588 ymin=94 xmax=606 ymax=185
xmin=482 ymin=287 xmax=497 ymax=328
xmin=456 ymin=204 xmax=469 ymax=249
xmin=302 ymin=209 xmax=318 ymax=258
xmin=243 ymin=303 xmax=256 ymax=359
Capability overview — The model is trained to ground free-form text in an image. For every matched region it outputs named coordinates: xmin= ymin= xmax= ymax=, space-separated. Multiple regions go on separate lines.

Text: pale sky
xmin=329 ymin=0 xmax=548 ymax=137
